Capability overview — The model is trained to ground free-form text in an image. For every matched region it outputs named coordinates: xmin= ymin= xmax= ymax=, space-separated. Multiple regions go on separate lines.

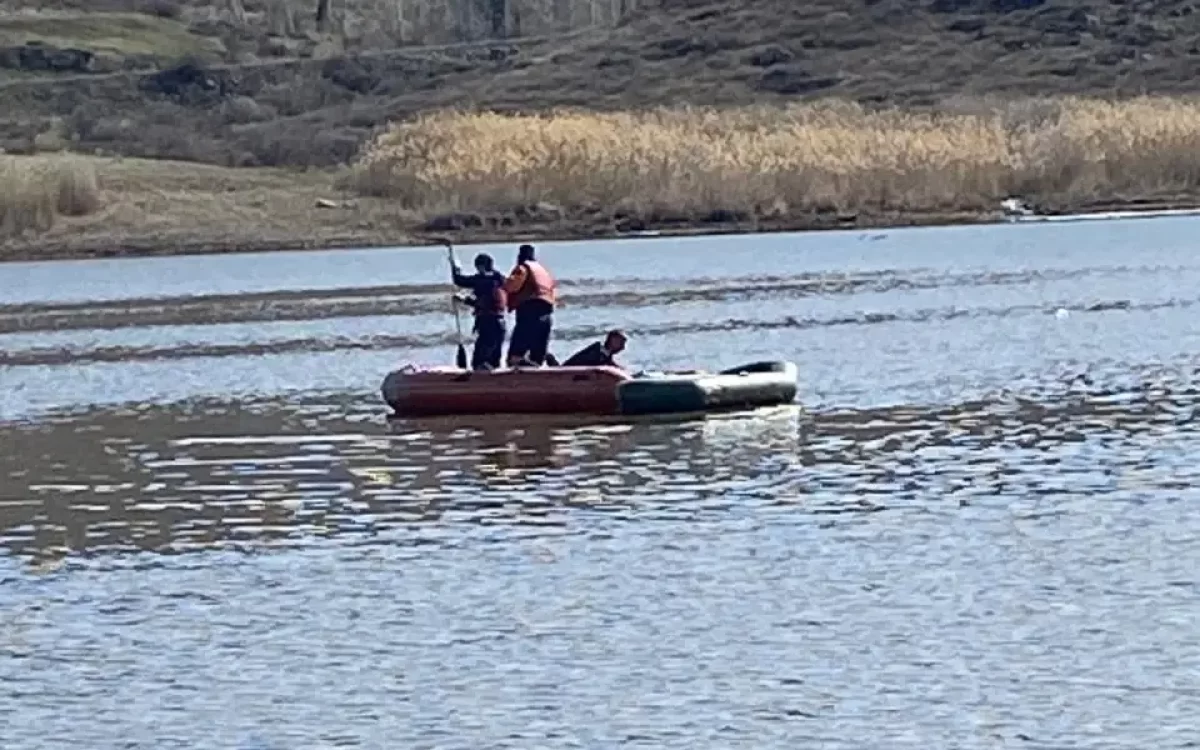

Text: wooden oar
xmin=441 ymin=239 xmax=469 ymax=370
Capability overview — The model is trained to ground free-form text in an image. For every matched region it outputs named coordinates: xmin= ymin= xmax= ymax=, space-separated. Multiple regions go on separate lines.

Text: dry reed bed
xmin=0 ymin=156 xmax=101 ymax=238
xmin=352 ymin=98 xmax=1200 ymax=219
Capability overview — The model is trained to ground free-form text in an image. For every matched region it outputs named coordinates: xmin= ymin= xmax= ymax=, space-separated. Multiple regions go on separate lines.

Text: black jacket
xmin=563 ymin=342 xmax=615 ymax=368
xmin=451 ymin=269 xmax=506 ymax=318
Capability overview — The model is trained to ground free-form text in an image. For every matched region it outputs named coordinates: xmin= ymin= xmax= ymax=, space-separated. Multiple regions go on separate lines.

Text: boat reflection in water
xmin=0 ymin=396 xmax=805 ymax=569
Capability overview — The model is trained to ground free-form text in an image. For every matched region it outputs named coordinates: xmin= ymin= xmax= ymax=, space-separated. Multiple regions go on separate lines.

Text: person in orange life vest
xmin=451 ymin=252 xmax=508 ymax=370
xmin=503 ymin=243 xmax=558 ymax=366
xmin=563 ymin=329 xmax=628 ymax=369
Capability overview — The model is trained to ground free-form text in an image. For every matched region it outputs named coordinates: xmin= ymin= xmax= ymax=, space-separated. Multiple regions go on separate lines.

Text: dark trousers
xmin=472 ymin=316 xmax=505 ymax=371
xmin=507 ymin=302 xmax=553 ymax=365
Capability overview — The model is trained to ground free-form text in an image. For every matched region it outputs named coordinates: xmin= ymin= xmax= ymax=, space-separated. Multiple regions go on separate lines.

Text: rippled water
xmin=3 ymin=219 xmax=1200 ymax=749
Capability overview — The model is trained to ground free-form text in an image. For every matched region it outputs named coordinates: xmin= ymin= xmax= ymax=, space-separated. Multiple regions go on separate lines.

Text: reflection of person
xmin=451 ymin=252 xmax=507 ymax=370
xmin=504 ymin=243 xmax=557 ymax=367
xmin=563 ymin=330 xmax=628 ymax=369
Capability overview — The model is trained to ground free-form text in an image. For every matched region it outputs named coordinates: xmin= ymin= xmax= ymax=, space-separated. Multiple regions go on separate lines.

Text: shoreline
xmin=6 ymin=199 xmax=1200 ymax=265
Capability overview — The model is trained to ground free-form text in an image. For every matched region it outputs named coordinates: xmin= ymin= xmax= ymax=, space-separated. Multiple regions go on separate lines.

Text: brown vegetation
xmin=0 ymin=155 xmax=101 ymax=238
xmin=352 ymin=98 xmax=1200 ymax=224
xmin=8 ymin=96 xmax=1200 ymax=262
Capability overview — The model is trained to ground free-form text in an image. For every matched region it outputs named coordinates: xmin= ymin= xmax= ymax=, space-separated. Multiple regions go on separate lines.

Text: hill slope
xmin=4 ymin=0 xmax=1200 ymax=167
xmin=7 ymin=0 xmax=1200 ymax=166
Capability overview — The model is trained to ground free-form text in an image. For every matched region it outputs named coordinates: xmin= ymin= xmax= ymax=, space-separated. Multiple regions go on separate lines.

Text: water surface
xmin=2 ymin=220 xmax=1200 ymax=749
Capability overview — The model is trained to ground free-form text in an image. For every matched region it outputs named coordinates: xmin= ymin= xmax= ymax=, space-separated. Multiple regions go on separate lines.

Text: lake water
xmin=2 ymin=218 xmax=1200 ymax=749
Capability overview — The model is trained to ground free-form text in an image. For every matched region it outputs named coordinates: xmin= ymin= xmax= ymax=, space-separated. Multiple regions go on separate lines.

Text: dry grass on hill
xmin=0 ymin=155 xmax=101 ymax=238
xmin=351 ymin=98 xmax=1200 ymax=221
xmin=0 ymin=154 xmax=413 ymax=260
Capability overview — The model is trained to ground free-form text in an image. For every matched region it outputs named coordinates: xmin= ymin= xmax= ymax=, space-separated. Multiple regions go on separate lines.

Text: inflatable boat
xmin=380 ymin=360 xmax=798 ymax=418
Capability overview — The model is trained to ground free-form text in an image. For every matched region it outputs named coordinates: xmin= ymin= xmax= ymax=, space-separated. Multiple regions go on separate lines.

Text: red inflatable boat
xmin=380 ymin=361 xmax=798 ymax=418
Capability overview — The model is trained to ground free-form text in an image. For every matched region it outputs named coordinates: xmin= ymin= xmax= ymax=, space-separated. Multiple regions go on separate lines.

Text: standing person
xmin=451 ymin=252 xmax=508 ymax=370
xmin=503 ymin=243 xmax=558 ymax=367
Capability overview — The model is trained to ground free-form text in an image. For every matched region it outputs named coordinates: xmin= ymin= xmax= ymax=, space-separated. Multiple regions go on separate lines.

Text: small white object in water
xmin=1055 ymin=308 xmax=1069 ymax=319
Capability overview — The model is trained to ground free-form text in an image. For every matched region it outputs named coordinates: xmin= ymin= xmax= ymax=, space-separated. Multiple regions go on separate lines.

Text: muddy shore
xmin=6 ymin=198 xmax=1200 ymax=264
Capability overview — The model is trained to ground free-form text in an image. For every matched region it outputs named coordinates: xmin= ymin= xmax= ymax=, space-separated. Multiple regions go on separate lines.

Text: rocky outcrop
xmin=0 ymin=42 xmax=95 ymax=74
xmin=757 ymin=65 xmax=842 ymax=95
xmin=139 ymin=62 xmax=238 ymax=104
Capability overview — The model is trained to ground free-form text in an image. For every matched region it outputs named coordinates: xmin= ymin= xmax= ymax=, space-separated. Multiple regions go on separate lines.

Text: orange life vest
xmin=506 ymin=260 xmax=557 ymax=311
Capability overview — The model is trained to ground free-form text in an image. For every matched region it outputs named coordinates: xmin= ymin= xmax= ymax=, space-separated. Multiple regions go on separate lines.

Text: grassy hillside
xmin=0 ymin=12 xmax=223 ymax=62
xmin=0 ymin=153 xmax=414 ymax=259
xmin=6 ymin=0 xmax=1200 ymax=261
xmin=0 ymin=0 xmax=636 ymax=79
xmin=3 ymin=0 xmax=1200 ymax=169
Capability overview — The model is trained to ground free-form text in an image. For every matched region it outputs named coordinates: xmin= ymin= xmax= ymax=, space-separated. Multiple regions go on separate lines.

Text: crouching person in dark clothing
xmin=563 ymin=329 xmax=628 ymax=369
xmin=451 ymin=252 xmax=508 ymax=370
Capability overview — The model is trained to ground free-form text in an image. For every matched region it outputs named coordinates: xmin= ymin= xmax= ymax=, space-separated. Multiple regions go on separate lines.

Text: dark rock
xmin=0 ymin=42 xmax=95 ymax=73
xmin=614 ymin=215 xmax=647 ymax=233
xmin=703 ymin=208 xmax=749 ymax=223
xmin=423 ymin=213 xmax=484 ymax=231
xmin=321 ymin=57 xmax=379 ymax=94
xmin=1029 ymin=6 xmax=1093 ymax=35
xmin=1045 ymin=60 xmax=1083 ymax=76
xmin=746 ymin=45 xmax=794 ymax=67
xmin=989 ymin=0 xmax=1045 ymax=11
xmin=948 ymin=17 xmax=987 ymax=33
xmin=1066 ymin=7 xmax=1091 ymax=25
xmin=758 ymin=65 xmax=841 ymax=95
xmin=929 ymin=0 xmax=974 ymax=13
xmin=87 ymin=54 xmax=123 ymax=74
xmin=596 ymin=55 xmax=633 ymax=70
xmin=818 ymin=35 xmax=877 ymax=51
xmin=257 ymin=39 xmax=294 ymax=58
xmin=140 ymin=62 xmax=237 ymax=104
xmin=649 ymin=36 xmax=717 ymax=59
xmin=1132 ymin=21 xmax=1172 ymax=44
xmin=141 ymin=0 xmax=183 ymax=19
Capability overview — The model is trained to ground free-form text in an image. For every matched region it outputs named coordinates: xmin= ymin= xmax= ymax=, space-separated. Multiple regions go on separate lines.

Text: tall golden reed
xmin=0 ymin=156 xmax=102 ymax=238
xmin=352 ymin=97 xmax=1200 ymax=218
